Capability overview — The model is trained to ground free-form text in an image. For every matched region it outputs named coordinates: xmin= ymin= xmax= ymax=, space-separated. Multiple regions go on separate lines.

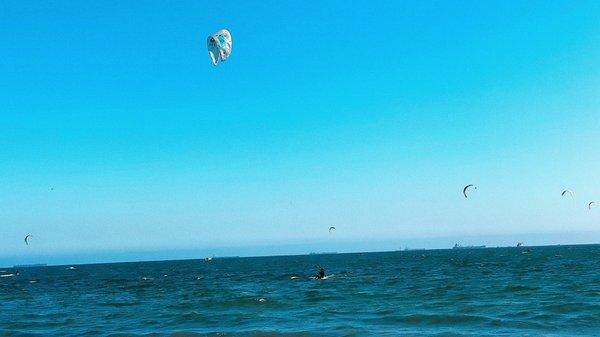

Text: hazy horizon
xmin=4 ymin=230 xmax=600 ymax=267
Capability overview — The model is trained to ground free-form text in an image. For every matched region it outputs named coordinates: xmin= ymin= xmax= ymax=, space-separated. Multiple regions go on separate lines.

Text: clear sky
xmin=2 ymin=1 xmax=600 ymax=265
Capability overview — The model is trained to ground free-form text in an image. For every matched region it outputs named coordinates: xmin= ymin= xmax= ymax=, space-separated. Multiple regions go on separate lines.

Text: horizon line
xmin=4 ymin=241 xmax=599 ymax=269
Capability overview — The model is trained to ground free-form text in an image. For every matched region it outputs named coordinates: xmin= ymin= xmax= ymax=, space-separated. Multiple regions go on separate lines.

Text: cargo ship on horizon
xmin=452 ymin=243 xmax=486 ymax=249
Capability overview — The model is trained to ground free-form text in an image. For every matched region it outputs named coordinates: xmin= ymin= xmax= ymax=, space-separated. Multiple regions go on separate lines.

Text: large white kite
xmin=207 ymin=29 xmax=232 ymax=66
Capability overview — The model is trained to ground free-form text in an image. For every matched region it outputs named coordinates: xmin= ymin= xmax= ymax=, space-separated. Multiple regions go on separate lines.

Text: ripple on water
xmin=1 ymin=245 xmax=599 ymax=336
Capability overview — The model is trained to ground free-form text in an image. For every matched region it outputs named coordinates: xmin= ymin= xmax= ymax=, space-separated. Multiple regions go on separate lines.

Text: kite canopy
xmin=561 ymin=189 xmax=574 ymax=198
xmin=463 ymin=184 xmax=476 ymax=198
xmin=329 ymin=226 xmax=336 ymax=233
xmin=589 ymin=201 xmax=595 ymax=209
xmin=24 ymin=235 xmax=31 ymax=245
xmin=207 ymin=29 xmax=232 ymax=65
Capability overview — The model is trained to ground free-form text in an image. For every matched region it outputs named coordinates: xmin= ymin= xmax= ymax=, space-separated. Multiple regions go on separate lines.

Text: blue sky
xmin=2 ymin=1 xmax=600 ymax=265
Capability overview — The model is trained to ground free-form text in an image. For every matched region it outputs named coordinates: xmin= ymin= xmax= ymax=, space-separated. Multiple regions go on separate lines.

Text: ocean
xmin=1 ymin=245 xmax=599 ymax=336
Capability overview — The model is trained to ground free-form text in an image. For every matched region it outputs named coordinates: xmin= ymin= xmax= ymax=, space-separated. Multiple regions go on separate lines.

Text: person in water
xmin=315 ymin=266 xmax=325 ymax=279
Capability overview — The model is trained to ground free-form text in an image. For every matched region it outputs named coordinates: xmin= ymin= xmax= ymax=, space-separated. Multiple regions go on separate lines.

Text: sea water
xmin=1 ymin=245 xmax=599 ymax=336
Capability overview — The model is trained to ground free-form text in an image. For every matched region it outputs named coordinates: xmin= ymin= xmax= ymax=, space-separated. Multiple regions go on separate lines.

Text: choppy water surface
xmin=1 ymin=245 xmax=599 ymax=336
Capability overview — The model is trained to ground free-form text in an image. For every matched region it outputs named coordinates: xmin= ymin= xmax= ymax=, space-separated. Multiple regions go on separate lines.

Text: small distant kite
xmin=561 ymin=189 xmax=574 ymax=198
xmin=329 ymin=226 xmax=336 ymax=233
xmin=463 ymin=184 xmax=476 ymax=198
xmin=588 ymin=201 xmax=595 ymax=210
xmin=24 ymin=235 xmax=32 ymax=245
xmin=207 ymin=29 xmax=232 ymax=65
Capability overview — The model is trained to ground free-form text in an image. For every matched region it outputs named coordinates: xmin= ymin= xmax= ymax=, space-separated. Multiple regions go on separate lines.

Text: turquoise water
xmin=1 ymin=245 xmax=599 ymax=336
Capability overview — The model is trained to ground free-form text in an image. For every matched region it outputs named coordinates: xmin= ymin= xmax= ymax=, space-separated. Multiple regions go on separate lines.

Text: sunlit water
xmin=1 ymin=245 xmax=599 ymax=336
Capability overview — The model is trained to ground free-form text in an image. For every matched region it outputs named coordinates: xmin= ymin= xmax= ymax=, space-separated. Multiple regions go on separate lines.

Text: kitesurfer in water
xmin=315 ymin=266 xmax=325 ymax=279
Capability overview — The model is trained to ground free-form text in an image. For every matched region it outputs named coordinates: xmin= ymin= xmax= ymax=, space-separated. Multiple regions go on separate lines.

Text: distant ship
xmin=13 ymin=263 xmax=47 ymax=268
xmin=401 ymin=247 xmax=426 ymax=251
xmin=453 ymin=243 xmax=486 ymax=250
xmin=309 ymin=252 xmax=337 ymax=255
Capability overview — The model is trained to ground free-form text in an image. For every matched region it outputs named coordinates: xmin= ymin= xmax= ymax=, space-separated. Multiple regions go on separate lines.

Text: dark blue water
xmin=1 ymin=245 xmax=599 ymax=336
